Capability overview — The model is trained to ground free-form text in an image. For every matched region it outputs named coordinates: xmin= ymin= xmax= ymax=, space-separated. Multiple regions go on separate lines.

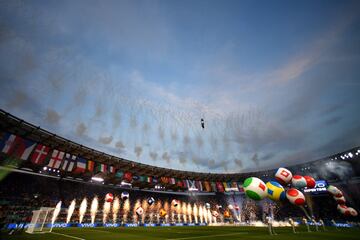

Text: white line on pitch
xmin=166 ymin=232 xmax=248 ymax=240
xmin=50 ymin=232 xmax=86 ymax=240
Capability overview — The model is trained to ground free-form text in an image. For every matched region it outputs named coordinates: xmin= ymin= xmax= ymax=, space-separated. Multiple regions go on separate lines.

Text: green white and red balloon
xmin=243 ymin=177 xmax=268 ymax=200
xmin=291 ymin=175 xmax=307 ymax=188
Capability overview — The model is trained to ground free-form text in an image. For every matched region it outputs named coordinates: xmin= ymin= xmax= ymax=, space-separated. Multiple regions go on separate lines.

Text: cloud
xmin=45 ymin=109 xmax=61 ymax=125
xmin=149 ymin=151 xmax=158 ymax=161
xmin=98 ymin=135 xmax=113 ymax=145
xmin=324 ymin=116 xmax=342 ymax=126
xmin=75 ymin=122 xmax=87 ymax=136
xmin=134 ymin=146 xmax=143 ymax=158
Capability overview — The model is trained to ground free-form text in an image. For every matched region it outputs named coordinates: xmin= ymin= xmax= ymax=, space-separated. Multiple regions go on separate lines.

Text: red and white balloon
xmin=286 ymin=188 xmax=305 ymax=206
xmin=337 ymin=205 xmax=351 ymax=216
xmin=105 ymin=193 xmax=114 ymax=203
xmin=334 ymin=196 xmax=346 ymax=205
xmin=275 ymin=167 xmax=293 ymax=185
xmin=304 ymin=176 xmax=316 ymax=188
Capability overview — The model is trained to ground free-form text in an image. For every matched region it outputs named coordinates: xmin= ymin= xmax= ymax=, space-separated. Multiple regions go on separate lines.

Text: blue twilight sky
xmin=0 ymin=0 xmax=360 ymax=173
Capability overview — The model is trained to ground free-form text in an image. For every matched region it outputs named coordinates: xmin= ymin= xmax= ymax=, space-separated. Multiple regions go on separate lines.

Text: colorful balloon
xmin=286 ymin=188 xmax=305 ymax=205
xmin=334 ymin=196 xmax=346 ymax=205
xmin=136 ymin=206 xmax=144 ymax=216
xmin=337 ymin=205 xmax=351 ymax=216
xmin=147 ymin=197 xmax=155 ymax=205
xmin=212 ymin=211 xmax=219 ymax=217
xmin=348 ymin=207 xmax=358 ymax=217
xmin=291 ymin=175 xmax=307 ymax=188
xmin=327 ymin=185 xmax=343 ymax=197
xmin=243 ymin=177 xmax=268 ymax=200
xmin=275 ymin=167 xmax=293 ymax=185
xmin=159 ymin=209 xmax=167 ymax=217
xmin=304 ymin=176 xmax=316 ymax=188
xmin=266 ymin=181 xmax=286 ymax=201
xmin=121 ymin=191 xmax=129 ymax=200
xmin=171 ymin=199 xmax=179 ymax=207
xmin=105 ymin=193 xmax=114 ymax=203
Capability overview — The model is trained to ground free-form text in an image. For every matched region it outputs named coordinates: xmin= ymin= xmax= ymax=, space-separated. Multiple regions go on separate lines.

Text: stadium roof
xmin=1 ymin=109 xmax=359 ymax=183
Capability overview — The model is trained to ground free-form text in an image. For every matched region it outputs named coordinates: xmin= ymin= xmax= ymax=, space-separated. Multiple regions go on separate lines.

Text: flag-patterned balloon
xmin=275 ymin=167 xmax=293 ymax=185
xmin=243 ymin=177 xmax=268 ymax=200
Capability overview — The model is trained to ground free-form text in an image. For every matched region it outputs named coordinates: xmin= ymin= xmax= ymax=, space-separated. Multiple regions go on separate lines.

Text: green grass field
xmin=1 ymin=226 xmax=360 ymax=240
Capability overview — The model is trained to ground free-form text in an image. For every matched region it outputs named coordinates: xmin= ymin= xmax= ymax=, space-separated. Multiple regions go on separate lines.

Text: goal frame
xmin=26 ymin=207 xmax=55 ymax=234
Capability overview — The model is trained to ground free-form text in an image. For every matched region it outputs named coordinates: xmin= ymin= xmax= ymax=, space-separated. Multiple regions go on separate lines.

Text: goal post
xmin=26 ymin=207 xmax=55 ymax=234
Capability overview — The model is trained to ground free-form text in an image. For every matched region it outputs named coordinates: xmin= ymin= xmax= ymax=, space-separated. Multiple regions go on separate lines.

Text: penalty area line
xmin=50 ymin=231 xmax=86 ymax=240
xmin=166 ymin=232 xmax=248 ymax=240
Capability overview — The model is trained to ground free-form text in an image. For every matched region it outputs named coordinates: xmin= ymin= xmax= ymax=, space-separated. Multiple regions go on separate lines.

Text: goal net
xmin=26 ymin=207 xmax=55 ymax=234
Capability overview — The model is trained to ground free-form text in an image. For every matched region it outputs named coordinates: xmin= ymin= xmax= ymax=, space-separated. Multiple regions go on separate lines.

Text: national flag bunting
xmin=216 ymin=182 xmax=225 ymax=192
xmin=186 ymin=180 xmax=196 ymax=190
xmin=146 ymin=176 xmax=152 ymax=183
xmin=73 ymin=158 xmax=87 ymax=174
xmin=47 ymin=150 xmax=64 ymax=169
xmin=1 ymin=133 xmax=16 ymax=154
xmin=161 ymin=177 xmax=169 ymax=184
xmin=115 ymin=170 xmax=123 ymax=178
xmin=123 ymin=171 xmax=132 ymax=182
xmin=109 ymin=165 xmax=116 ymax=174
xmin=195 ymin=181 xmax=203 ymax=191
xmin=87 ymin=160 xmax=95 ymax=172
xmin=30 ymin=144 xmax=50 ymax=165
xmin=61 ymin=153 xmax=76 ymax=172
xmin=169 ymin=177 xmax=176 ymax=185
xmin=0 ymin=133 xmax=36 ymax=160
xmin=96 ymin=163 xmax=107 ymax=173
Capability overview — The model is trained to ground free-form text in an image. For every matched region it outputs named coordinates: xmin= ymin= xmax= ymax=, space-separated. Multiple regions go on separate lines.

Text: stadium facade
xmin=0 ymin=109 xmax=359 ymax=230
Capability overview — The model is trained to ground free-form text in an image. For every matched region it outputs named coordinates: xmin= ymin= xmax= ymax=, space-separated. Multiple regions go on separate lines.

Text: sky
xmin=0 ymin=0 xmax=360 ymax=173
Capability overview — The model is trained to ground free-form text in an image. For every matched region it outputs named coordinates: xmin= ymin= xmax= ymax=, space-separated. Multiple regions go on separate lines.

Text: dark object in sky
xmin=201 ymin=118 xmax=205 ymax=129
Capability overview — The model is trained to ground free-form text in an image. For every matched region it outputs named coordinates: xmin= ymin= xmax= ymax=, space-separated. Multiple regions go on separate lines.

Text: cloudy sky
xmin=0 ymin=0 xmax=360 ymax=173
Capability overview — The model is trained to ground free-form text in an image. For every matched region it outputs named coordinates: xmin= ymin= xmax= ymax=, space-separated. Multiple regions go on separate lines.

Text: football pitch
xmin=2 ymin=226 xmax=360 ymax=240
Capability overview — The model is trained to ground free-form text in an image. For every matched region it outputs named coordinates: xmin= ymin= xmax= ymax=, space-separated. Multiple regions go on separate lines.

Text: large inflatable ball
xmin=105 ymin=193 xmax=114 ymax=203
xmin=159 ymin=209 xmax=167 ymax=217
xmin=147 ymin=197 xmax=155 ymax=205
xmin=171 ymin=199 xmax=179 ymax=207
xmin=121 ymin=191 xmax=129 ymax=200
xmin=228 ymin=204 xmax=234 ymax=210
xmin=334 ymin=196 xmax=346 ymax=205
xmin=304 ymin=176 xmax=316 ymax=188
xmin=291 ymin=175 xmax=307 ymax=188
xmin=275 ymin=167 xmax=293 ymax=185
xmin=337 ymin=205 xmax=351 ymax=216
xmin=266 ymin=181 xmax=286 ymax=201
xmin=136 ymin=207 xmax=144 ymax=216
xmin=348 ymin=207 xmax=358 ymax=217
xmin=205 ymin=203 xmax=211 ymax=209
xmin=243 ymin=177 xmax=268 ymax=200
xmin=286 ymin=188 xmax=305 ymax=205
xmin=212 ymin=211 xmax=219 ymax=217
xmin=327 ymin=185 xmax=343 ymax=197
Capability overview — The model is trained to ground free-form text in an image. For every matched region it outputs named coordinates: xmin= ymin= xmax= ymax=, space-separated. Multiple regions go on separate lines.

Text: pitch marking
xmin=166 ymin=232 xmax=248 ymax=240
xmin=50 ymin=232 xmax=86 ymax=240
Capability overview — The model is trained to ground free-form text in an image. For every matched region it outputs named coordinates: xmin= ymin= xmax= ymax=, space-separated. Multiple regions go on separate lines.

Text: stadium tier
xmin=0 ymin=109 xmax=360 ymax=235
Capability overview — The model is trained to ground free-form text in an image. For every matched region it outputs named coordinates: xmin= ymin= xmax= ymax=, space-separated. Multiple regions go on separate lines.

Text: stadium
xmin=1 ymin=1 xmax=360 ymax=240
